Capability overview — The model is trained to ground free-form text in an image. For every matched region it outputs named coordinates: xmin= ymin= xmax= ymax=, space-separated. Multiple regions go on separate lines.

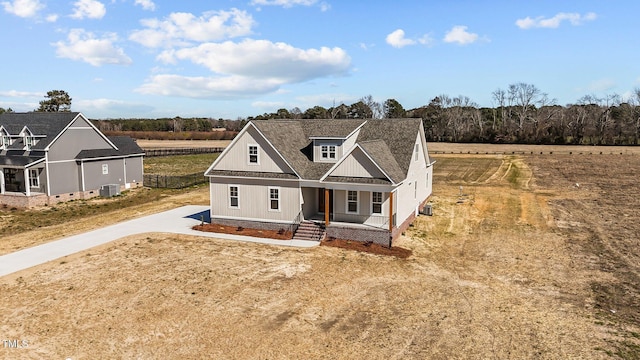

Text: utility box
xmin=100 ymin=184 xmax=120 ymax=197
xmin=420 ymin=204 xmax=433 ymax=216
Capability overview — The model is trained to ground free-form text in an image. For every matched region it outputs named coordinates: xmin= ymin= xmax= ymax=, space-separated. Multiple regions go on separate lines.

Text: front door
xmin=318 ymin=188 xmax=333 ymax=218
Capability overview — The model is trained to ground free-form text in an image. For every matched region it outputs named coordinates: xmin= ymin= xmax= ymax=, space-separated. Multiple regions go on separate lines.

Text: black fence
xmin=144 ymin=173 xmax=207 ymax=189
xmin=144 ymin=147 xmax=225 ymax=157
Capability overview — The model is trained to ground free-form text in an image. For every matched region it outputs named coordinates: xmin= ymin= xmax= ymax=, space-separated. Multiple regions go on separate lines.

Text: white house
xmin=205 ymin=118 xmax=434 ymax=247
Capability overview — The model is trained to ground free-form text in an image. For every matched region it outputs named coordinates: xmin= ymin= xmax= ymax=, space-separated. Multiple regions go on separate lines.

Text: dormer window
xmin=25 ymin=135 xmax=34 ymax=150
xmin=321 ymin=144 xmax=336 ymax=160
xmin=0 ymin=134 xmax=8 ymax=150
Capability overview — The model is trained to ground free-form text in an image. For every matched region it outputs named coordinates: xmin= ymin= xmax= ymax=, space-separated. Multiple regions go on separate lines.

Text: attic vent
xmin=99 ymin=184 xmax=120 ymax=197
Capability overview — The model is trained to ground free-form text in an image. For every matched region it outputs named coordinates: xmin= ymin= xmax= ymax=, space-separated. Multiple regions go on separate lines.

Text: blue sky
xmin=0 ymin=0 xmax=638 ymax=119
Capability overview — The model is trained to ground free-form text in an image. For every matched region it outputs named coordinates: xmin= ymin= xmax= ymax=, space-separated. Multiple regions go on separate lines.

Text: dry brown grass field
xmin=1 ymin=143 xmax=639 ymax=359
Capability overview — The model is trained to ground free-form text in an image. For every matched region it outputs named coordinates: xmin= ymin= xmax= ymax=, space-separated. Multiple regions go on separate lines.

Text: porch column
xmin=0 ymin=168 xmax=4 ymax=194
xmin=24 ymin=168 xmax=30 ymax=196
xmin=324 ymin=188 xmax=330 ymax=226
xmin=388 ymin=191 xmax=394 ymax=232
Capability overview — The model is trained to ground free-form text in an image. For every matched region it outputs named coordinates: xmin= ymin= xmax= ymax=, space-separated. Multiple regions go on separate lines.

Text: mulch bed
xmin=193 ymin=223 xmax=293 ymax=240
xmin=321 ymin=238 xmax=412 ymax=259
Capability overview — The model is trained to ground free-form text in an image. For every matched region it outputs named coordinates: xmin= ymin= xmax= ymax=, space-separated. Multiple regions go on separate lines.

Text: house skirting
xmin=326 ymin=225 xmax=391 ymax=247
xmin=209 ymin=217 xmax=292 ymax=233
xmin=1 ymin=182 xmax=143 ymax=209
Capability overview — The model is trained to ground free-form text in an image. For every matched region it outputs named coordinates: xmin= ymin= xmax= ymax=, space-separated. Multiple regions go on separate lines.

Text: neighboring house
xmin=205 ymin=118 xmax=434 ymax=247
xmin=0 ymin=112 xmax=144 ymax=208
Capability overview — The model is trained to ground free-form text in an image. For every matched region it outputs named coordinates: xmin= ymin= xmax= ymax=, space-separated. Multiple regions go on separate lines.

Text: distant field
xmin=144 ymin=153 xmax=219 ymax=175
xmin=137 ymin=139 xmax=231 ymax=149
xmin=137 ymin=139 xmax=640 ymax=155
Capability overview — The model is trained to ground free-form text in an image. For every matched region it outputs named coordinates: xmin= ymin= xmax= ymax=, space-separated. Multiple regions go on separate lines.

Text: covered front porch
xmin=300 ymin=185 xmax=396 ymax=231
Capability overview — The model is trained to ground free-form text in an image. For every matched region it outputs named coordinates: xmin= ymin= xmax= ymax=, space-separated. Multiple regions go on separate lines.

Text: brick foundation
xmin=0 ymin=182 xmax=143 ymax=209
xmin=209 ymin=217 xmax=292 ymax=232
xmin=325 ymin=225 xmax=391 ymax=247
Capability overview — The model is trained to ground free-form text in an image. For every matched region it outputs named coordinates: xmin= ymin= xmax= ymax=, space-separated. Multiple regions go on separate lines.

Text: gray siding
xmin=83 ymin=159 xmax=125 ymax=191
xmin=213 ymin=126 xmax=292 ymax=173
xmin=48 ymin=116 xmax=113 ymax=161
xmin=210 ymin=177 xmax=300 ymax=222
xmin=47 ymin=161 xmax=81 ymax=194
xmin=329 ymin=146 xmax=387 ymax=179
xmin=125 ymin=156 xmax=143 ymax=185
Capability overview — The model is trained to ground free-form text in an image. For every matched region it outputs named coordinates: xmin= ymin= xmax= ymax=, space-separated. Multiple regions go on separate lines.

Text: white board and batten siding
xmin=210 ymin=177 xmax=300 ymax=223
xmin=213 ymin=125 xmax=292 ymax=174
xmin=329 ymin=146 xmax=387 ymax=179
xmin=395 ymin=131 xmax=432 ymax=224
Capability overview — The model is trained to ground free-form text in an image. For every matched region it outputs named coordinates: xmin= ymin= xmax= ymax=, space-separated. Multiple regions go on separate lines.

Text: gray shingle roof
xmin=0 ymin=112 xmax=80 ymax=150
xmin=76 ymin=136 xmax=144 ymax=159
xmin=0 ymin=155 xmax=44 ymax=167
xmin=208 ymin=118 xmax=423 ymax=184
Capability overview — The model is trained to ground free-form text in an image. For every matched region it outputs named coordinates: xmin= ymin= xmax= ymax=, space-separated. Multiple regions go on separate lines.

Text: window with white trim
xmin=372 ymin=192 xmax=383 ymax=214
xmin=229 ymin=185 xmax=239 ymax=208
xmin=347 ymin=190 xmax=358 ymax=213
xmin=0 ymin=132 xmax=9 ymax=149
xmin=269 ymin=187 xmax=280 ymax=211
xmin=248 ymin=145 xmax=259 ymax=164
xmin=29 ymin=169 xmax=39 ymax=187
xmin=25 ymin=135 xmax=34 ymax=150
xmin=414 ymin=143 xmax=419 ymax=161
xmin=102 ymin=164 xmax=109 ymax=175
xmin=321 ymin=144 xmax=336 ymax=159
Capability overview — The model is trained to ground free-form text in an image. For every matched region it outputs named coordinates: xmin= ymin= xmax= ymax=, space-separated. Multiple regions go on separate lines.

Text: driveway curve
xmin=0 ymin=205 xmax=318 ymax=277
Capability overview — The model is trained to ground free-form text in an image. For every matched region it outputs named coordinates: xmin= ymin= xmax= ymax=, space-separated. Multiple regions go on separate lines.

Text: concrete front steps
xmin=292 ymin=220 xmax=325 ymax=241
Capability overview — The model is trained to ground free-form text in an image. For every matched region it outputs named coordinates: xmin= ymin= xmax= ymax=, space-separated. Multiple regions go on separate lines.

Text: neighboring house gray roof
xmin=0 ymin=112 xmax=80 ymax=150
xmin=0 ymin=155 xmax=44 ymax=167
xmin=207 ymin=118 xmax=423 ymax=184
xmin=1 ymin=112 xmax=143 ymax=166
xmin=76 ymin=136 xmax=144 ymax=160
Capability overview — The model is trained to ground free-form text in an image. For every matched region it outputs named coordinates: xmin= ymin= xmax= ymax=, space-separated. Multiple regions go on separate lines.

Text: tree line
xmin=247 ymin=84 xmax=640 ymax=145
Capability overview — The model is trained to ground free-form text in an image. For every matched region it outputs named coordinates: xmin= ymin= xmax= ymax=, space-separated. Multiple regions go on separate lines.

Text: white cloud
xmin=129 ymin=9 xmax=254 ymax=48
xmin=443 ymin=25 xmax=479 ymax=45
xmin=250 ymin=0 xmax=330 ymax=10
xmin=45 ymin=13 xmax=58 ymax=22
xmin=251 ymin=101 xmax=286 ymax=110
xmin=134 ymin=0 xmax=155 ymax=11
xmin=139 ymin=40 xmax=350 ymax=99
xmin=70 ymin=0 xmax=106 ymax=19
xmin=74 ymin=98 xmax=154 ymax=118
xmin=516 ymin=12 xmax=597 ymax=29
xmin=0 ymin=90 xmax=42 ymax=97
xmin=587 ymin=78 xmax=616 ymax=92
xmin=1 ymin=0 xmax=43 ymax=18
xmin=52 ymin=29 xmax=132 ymax=66
xmin=158 ymin=39 xmax=351 ymax=83
xmin=135 ymin=74 xmax=283 ymax=98
xmin=386 ymin=29 xmax=415 ymax=48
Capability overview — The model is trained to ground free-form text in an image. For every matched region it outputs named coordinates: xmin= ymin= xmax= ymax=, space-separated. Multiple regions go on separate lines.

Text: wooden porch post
xmin=324 ymin=188 xmax=330 ymax=226
xmin=0 ymin=168 xmax=4 ymax=194
xmin=388 ymin=191 xmax=394 ymax=232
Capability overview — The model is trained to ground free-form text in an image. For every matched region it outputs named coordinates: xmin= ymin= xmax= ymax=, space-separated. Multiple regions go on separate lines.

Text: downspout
xmin=388 ymin=190 xmax=394 ymax=248
xmin=80 ymin=160 xmax=86 ymax=191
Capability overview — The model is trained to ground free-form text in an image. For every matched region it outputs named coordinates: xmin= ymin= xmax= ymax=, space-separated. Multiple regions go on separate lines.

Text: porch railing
xmin=331 ymin=212 xmax=390 ymax=229
xmin=287 ymin=209 xmax=304 ymax=237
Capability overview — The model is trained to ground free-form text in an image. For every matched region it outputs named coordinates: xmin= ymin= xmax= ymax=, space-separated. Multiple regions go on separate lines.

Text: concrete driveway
xmin=0 ymin=205 xmax=318 ymax=278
